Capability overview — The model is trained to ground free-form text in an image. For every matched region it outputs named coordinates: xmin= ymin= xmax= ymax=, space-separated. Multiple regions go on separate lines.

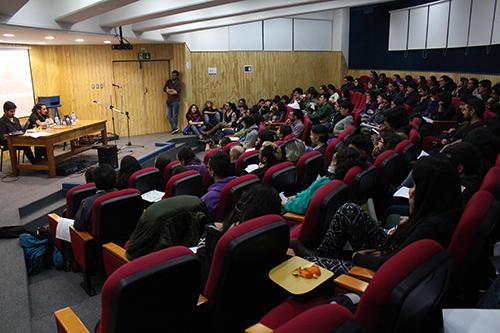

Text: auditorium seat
xmin=480 ymin=166 xmax=500 ymax=199
xmin=394 ymin=139 xmax=419 ymax=175
xmin=347 ymin=166 xmax=377 ymax=206
xmin=54 ymin=246 xmax=201 ymax=333
xmin=162 ymin=160 xmax=181 ymax=188
xmin=247 ymin=239 xmax=450 ymax=333
xmin=263 ymin=162 xmax=297 ymax=195
xmin=128 ymin=167 xmax=161 ymax=194
xmin=287 ymin=180 xmax=349 ymax=249
xmin=204 ymin=147 xmax=222 ymax=164
xmin=324 ymin=138 xmax=342 ymax=169
xmin=496 ymin=152 xmax=500 ymax=167
xmin=283 ymin=133 xmax=295 ymax=142
xmin=49 ymin=183 xmax=97 ymax=251
xmin=214 ymin=174 xmax=260 ymax=222
xmin=162 ymin=170 xmax=203 ymax=198
xmin=69 ymin=189 xmax=143 ymax=295
xmin=409 ymin=128 xmax=420 ymax=145
xmin=235 ymin=150 xmax=259 ymax=175
xmin=410 ymin=117 xmax=422 ymax=129
xmin=295 ymin=151 xmax=323 ymax=191
xmin=201 ymin=214 xmax=289 ymax=333
xmin=301 ymin=115 xmax=313 ymax=145
xmin=223 ymin=141 xmax=241 ymax=154
xmin=373 ymin=150 xmax=403 ymax=216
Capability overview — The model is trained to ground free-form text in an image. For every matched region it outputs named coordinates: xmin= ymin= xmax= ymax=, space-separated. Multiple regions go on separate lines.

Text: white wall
xmin=166 ymin=9 xmax=349 ymax=54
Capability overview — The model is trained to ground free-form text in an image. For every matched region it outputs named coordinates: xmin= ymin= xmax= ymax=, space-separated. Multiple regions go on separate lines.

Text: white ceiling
xmin=0 ymin=0 xmax=393 ymax=45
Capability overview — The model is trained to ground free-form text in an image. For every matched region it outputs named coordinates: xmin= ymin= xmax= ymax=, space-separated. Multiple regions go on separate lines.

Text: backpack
xmin=19 ymin=229 xmax=63 ymax=275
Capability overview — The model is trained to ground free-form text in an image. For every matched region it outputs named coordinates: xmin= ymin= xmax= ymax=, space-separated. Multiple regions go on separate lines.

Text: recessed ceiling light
xmin=3 ymin=33 xmax=15 ymax=37
xmin=103 ymin=40 xmax=111 ymax=44
xmin=45 ymin=36 xmax=55 ymax=40
xmin=38 ymin=42 xmax=47 ymax=45
xmin=75 ymin=38 xmax=84 ymax=42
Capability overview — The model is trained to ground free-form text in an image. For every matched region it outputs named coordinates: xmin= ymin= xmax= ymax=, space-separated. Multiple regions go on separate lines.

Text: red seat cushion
xmin=65 ymin=182 xmax=96 ymax=218
xmin=261 ymin=297 xmax=328 ymax=329
xmin=163 ymin=170 xmax=199 ymax=198
xmin=204 ymin=148 xmax=222 ymax=164
xmin=480 ymin=167 xmax=500 ymax=197
xmin=374 ymin=149 xmax=396 ymax=168
xmin=263 ymin=162 xmax=295 ymax=185
xmin=128 ymin=167 xmax=158 ymax=188
xmin=343 ymin=165 xmax=363 ymax=188
xmin=214 ymin=174 xmax=259 ymax=221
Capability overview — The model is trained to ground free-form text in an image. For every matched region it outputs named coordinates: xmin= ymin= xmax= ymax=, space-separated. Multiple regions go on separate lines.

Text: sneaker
xmin=171 ymin=128 xmax=180 ymax=135
xmin=290 ymin=238 xmax=315 ymax=257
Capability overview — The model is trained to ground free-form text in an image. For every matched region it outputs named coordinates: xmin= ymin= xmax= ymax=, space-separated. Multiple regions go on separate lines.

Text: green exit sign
xmin=138 ymin=52 xmax=151 ymax=60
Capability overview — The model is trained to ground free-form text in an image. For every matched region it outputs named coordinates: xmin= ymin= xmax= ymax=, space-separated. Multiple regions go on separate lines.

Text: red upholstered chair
xmin=410 ymin=117 xmax=422 ymax=129
xmin=296 ymin=151 xmax=323 ymax=190
xmin=337 ymin=125 xmax=356 ymax=142
xmin=272 ymin=304 xmax=356 ymax=333
xmin=214 ymin=174 xmax=260 ymax=222
xmin=223 ymin=141 xmax=241 ymax=154
xmin=496 ymin=153 xmax=500 ymax=167
xmin=409 ymin=128 xmax=420 ymax=144
xmin=263 ymin=162 xmax=297 ymax=195
xmin=162 ymin=160 xmax=181 ymax=188
xmin=288 ymin=180 xmax=349 ymax=249
xmin=283 ymin=133 xmax=296 ymax=141
xmin=70 ymin=189 xmax=143 ymax=295
xmin=50 ymin=183 xmax=97 ymax=250
xmin=128 ymin=167 xmax=161 ymax=194
xmin=55 ymin=246 xmax=202 ymax=333
xmin=324 ymin=138 xmax=342 ymax=169
xmin=347 ymin=166 xmax=377 ymax=205
xmin=301 ymin=115 xmax=313 ymax=145
xmin=202 ymin=214 xmax=290 ymax=332
xmin=251 ymin=240 xmax=450 ymax=333
xmin=235 ymin=150 xmax=259 ymax=175
xmin=343 ymin=165 xmax=364 ymax=189
xmin=451 ymin=96 xmax=462 ymax=110
xmin=446 ymin=190 xmax=500 ymax=302
xmin=373 ymin=150 xmax=403 ymax=215
xmin=480 ymin=166 xmax=500 ymax=199
xmin=204 ymin=147 xmax=222 ymax=164
xmin=162 ymin=170 xmax=203 ymax=199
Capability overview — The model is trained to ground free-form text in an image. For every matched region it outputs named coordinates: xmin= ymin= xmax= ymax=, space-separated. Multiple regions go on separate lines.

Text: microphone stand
xmin=109 ymin=95 xmax=118 ymax=145
xmin=124 ymin=109 xmax=144 ymax=149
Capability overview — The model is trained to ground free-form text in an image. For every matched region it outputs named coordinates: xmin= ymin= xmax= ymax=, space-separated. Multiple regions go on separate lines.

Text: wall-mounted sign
xmin=138 ymin=52 xmax=151 ymax=60
xmin=208 ymin=67 xmax=217 ymax=75
xmin=244 ymin=65 xmax=253 ymax=73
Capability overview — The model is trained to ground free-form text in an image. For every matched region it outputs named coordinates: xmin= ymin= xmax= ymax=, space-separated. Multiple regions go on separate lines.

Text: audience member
xmin=116 ymin=155 xmax=141 ymax=189
xmin=283 ymin=147 xmax=366 ymax=215
xmin=154 ymin=153 xmax=171 ymax=175
xmin=372 ymin=131 xmax=403 ymax=157
xmin=404 ymin=81 xmax=419 ymax=108
xmin=287 ymin=108 xmax=305 ymax=138
xmin=308 ymin=93 xmax=333 ymax=124
xmin=241 ymin=116 xmax=259 ymax=148
xmin=229 ymin=144 xmax=244 ymax=163
xmin=292 ymin=156 xmax=463 ymax=276
xmin=84 ymin=166 xmax=97 ymax=183
xmin=285 ymin=138 xmax=306 ymax=163
xmin=202 ymin=100 xmax=220 ymax=127
xmin=251 ymin=141 xmax=282 ymax=179
xmin=183 ymin=104 xmax=205 ymax=139
xmin=177 ymin=146 xmax=207 ymax=175
xmin=333 ymin=100 xmax=354 ymax=136
xmin=277 ymin=124 xmax=293 ymax=141
xmin=310 ymin=124 xmax=329 ymax=155
xmin=201 ymin=151 xmax=236 ymax=219
xmin=74 ymin=164 xmax=118 ymax=232
xmin=345 ymin=134 xmax=374 ymax=161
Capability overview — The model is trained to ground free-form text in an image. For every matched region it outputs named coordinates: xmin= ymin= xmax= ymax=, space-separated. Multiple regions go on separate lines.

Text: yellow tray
xmin=269 ymin=256 xmax=333 ymax=295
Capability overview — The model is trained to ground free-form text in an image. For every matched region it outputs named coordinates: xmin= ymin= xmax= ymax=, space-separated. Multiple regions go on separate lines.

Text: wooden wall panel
xmin=189 ymin=51 xmax=344 ymax=108
xmin=348 ymin=69 xmax=500 ymax=85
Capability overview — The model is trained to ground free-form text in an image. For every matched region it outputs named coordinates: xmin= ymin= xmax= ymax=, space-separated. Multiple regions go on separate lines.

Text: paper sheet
xmin=245 ymin=164 xmax=259 ymax=173
xmin=443 ymin=309 xmax=500 ymax=333
xmin=422 ymin=116 xmax=434 ymax=124
xmin=25 ymin=131 xmax=51 ymax=138
xmin=141 ymin=190 xmax=165 ymax=203
xmin=279 ymin=192 xmax=288 ymax=205
xmin=56 ymin=217 xmax=75 ymax=242
xmin=393 ymin=186 xmax=410 ymax=199
xmin=418 ymin=150 xmax=429 ymax=159
xmin=189 ymin=246 xmax=198 ymax=254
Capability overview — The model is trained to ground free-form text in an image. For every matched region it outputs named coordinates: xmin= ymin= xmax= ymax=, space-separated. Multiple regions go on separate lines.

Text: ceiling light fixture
xmin=103 ymin=40 xmax=111 ymax=44
xmin=45 ymin=36 xmax=55 ymax=40
xmin=75 ymin=38 xmax=84 ymax=43
xmin=3 ymin=33 xmax=15 ymax=37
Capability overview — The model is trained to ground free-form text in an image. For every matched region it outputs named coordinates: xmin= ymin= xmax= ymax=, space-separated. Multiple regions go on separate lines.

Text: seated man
xmin=240 ymin=116 xmax=259 ymax=149
xmin=229 ymin=144 xmax=244 ymax=163
xmin=251 ymin=141 xmax=282 ymax=179
xmin=0 ymin=101 xmax=36 ymax=164
xmin=177 ymin=146 xmax=207 ymax=175
xmin=333 ymin=100 xmax=354 ymax=136
xmin=201 ymin=151 xmax=237 ymax=219
xmin=74 ymin=164 xmax=118 ymax=232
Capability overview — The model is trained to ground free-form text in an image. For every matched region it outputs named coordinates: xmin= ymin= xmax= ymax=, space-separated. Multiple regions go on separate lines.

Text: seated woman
xmin=183 ymin=104 xmax=205 ymax=139
xmin=283 ymin=147 xmax=366 ymax=215
xmin=309 ymin=124 xmax=329 ymax=155
xmin=292 ymin=156 xmax=463 ymax=276
xmin=277 ymin=124 xmax=293 ymax=141
xmin=201 ymin=102 xmax=238 ymax=142
xmin=432 ymin=91 xmax=456 ymax=120
xmin=371 ymin=131 xmax=403 ymax=158
xmin=284 ymin=138 xmax=306 ymax=164
xmin=177 ymin=146 xmax=207 ymax=175
xmin=196 ymin=184 xmax=282 ymax=281
xmin=360 ymin=91 xmax=378 ymax=119
xmin=116 ymin=155 xmax=141 ymax=189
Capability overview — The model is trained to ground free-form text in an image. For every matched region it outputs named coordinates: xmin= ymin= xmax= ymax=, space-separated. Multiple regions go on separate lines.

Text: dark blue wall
xmin=349 ymin=0 xmax=500 ymax=74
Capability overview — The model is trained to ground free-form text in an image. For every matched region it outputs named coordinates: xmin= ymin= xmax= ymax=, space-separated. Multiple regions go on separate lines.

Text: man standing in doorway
xmin=163 ymin=70 xmax=183 ymax=134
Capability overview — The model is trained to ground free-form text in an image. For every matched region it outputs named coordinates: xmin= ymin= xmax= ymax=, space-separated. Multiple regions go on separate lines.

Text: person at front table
xmin=74 ymin=164 xmax=118 ymax=232
xmin=25 ymin=104 xmax=50 ymax=161
xmin=0 ymin=101 xmax=36 ymax=164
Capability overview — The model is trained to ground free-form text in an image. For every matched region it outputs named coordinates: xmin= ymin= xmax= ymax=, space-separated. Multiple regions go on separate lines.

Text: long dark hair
xmin=387 ymin=156 xmax=463 ymax=249
xmin=116 ymin=155 xmax=141 ymax=189
xmin=222 ymin=184 xmax=281 ymax=232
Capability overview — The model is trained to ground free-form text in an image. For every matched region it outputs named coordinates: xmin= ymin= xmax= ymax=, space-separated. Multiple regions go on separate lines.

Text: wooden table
xmin=6 ymin=120 xmax=107 ymax=177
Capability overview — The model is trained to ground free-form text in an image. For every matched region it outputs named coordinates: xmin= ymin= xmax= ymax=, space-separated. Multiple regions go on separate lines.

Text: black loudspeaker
xmin=97 ymin=145 xmax=118 ymax=168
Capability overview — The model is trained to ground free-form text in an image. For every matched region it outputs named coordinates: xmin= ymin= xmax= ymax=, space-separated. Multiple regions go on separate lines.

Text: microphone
xmin=112 ymin=83 xmax=121 ymax=88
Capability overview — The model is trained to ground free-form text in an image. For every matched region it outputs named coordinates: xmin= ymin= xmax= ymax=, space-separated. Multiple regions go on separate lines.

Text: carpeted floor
xmin=0 ymin=133 xmax=188 ymax=333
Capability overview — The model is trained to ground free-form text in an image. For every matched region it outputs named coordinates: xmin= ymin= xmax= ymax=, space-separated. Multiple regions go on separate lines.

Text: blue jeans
xmin=188 ymin=125 xmax=205 ymax=137
xmin=167 ymin=101 xmax=180 ymax=130
xmin=204 ymin=112 xmax=221 ymax=125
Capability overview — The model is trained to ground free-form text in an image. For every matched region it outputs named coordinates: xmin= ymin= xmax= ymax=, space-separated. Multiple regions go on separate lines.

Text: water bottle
xmin=54 ymin=115 xmax=60 ymax=127
xmin=71 ymin=112 xmax=76 ymax=124
xmin=45 ymin=120 xmax=50 ymax=130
